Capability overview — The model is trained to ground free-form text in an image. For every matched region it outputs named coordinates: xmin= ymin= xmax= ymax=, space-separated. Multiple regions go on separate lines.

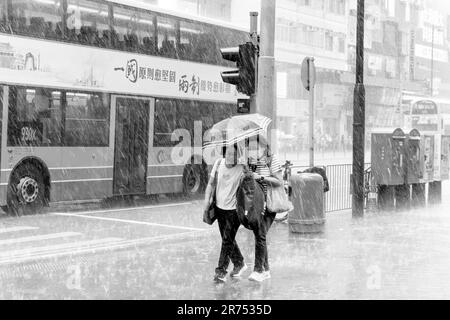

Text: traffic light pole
xmin=309 ymin=58 xmax=315 ymax=168
xmin=352 ymin=0 xmax=365 ymax=218
xmin=249 ymin=12 xmax=258 ymax=115
xmin=257 ymin=0 xmax=277 ymax=150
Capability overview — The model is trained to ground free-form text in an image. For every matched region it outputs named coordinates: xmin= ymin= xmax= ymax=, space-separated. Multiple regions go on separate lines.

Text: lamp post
xmin=352 ymin=0 xmax=365 ymax=218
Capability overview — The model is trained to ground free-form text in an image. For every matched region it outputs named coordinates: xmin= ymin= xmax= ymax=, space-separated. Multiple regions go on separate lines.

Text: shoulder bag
xmin=203 ymin=158 xmax=222 ymax=225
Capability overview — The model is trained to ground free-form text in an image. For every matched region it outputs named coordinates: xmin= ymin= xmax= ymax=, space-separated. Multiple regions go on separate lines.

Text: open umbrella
xmin=203 ymin=113 xmax=272 ymax=149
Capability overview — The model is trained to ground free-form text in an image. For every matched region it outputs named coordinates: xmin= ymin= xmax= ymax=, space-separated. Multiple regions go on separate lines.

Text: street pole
xmin=309 ymin=58 xmax=315 ymax=168
xmin=257 ymin=0 xmax=277 ymax=151
xmin=352 ymin=0 xmax=365 ymax=218
xmin=249 ymin=12 xmax=258 ymax=115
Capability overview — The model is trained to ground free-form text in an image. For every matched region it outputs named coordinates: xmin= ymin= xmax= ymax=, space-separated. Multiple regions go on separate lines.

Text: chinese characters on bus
xmin=117 ymin=59 xmax=233 ymax=97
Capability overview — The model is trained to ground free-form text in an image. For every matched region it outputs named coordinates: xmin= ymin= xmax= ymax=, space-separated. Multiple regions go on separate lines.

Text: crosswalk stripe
xmin=0 ymin=237 xmax=123 ymax=260
xmin=52 ymin=212 xmax=205 ymax=231
xmin=0 ymin=226 xmax=39 ymax=234
xmin=52 ymin=202 xmax=193 ymax=216
xmin=0 ymin=232 xmax=81 ymax=246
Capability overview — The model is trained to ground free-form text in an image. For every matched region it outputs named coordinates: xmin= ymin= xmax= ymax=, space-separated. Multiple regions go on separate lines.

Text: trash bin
xmin=302 ymin=166 xmax=329 ymax=192
xmin=288 ymin=173 xmax=325 ymax=233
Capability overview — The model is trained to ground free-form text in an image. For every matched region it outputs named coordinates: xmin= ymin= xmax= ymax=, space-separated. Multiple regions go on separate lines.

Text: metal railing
xmin=292 ymin=163 xmax=371 ymax=212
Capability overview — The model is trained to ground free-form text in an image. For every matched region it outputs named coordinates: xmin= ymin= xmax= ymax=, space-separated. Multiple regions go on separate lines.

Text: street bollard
xmin=377 ymin=185 xmax=395 ymax=210
xmin=411 ymin=183 xmax=426 ymax=207
xmin=428 ymin=181 xmax=442 ymax=205
xmin=394 ymin=184 xmax=411 ymax=210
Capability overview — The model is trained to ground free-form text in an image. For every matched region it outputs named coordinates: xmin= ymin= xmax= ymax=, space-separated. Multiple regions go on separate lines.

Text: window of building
xmin=325 ymin=32 xmax=333 ymax=51
xmin=9 ymin=0 xmax=63 ymax=39
xmin=338 ymin=36 xmax=345 ymax=53
xmin=66 ymin=0 xmax=109 ymax=47
xmin=327 ymin=0 xmax=345 ymax=15
xmin=64 ymin=91 xmax=109 ymax=147
xmin=311 ymin=0 xmax=324 ymax=10
xmin=8 ymin=87 xmax=62 ymax=146
xmin=297 ymin=0 xmax=311 ymax=6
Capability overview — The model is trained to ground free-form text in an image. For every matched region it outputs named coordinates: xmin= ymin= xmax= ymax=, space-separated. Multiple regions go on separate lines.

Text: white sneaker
xmin=230 ymin=263 xmax=248 ymax=278
xmin=263 ymin=271 xmax=271 ymax=280
xmin=275 ymin=211 xmax=288 ymax=222
xmin=248 ymin=271 xmax=266 ymax=282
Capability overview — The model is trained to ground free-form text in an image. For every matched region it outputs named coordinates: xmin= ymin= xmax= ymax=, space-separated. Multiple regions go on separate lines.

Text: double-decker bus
xmin=0 ymin=0 xmax=248 ymax=215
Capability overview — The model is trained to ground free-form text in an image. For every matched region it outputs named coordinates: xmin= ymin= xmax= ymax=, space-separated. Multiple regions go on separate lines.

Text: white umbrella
xmin=203 ymin=113 xmax=272 ymax=149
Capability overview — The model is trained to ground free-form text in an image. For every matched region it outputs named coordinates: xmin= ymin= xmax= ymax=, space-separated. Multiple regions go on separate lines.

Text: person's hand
xmin=253 ymin=173 xmax=262 ymax=180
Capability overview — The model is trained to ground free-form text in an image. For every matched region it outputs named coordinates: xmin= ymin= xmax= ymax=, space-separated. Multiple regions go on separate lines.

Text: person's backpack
xmin=303 ymin=166 xmax=329 ymax=192
xmin=236 ymin=170 xmax=265 ymax=230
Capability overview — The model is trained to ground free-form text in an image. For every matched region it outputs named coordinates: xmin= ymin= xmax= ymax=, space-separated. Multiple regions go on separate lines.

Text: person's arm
xmin=264 ymin=171 xmax=283 ymax=187
xmin=203 ymin=160 xmax=219 ymax=213
xmin=265 ymin=154 xmax=283 ymax=187
xmin=203 ymin=179 xmax=214 ymax=213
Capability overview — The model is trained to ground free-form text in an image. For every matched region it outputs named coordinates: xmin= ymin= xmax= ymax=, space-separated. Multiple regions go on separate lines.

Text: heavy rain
xmin=0 ymin=0 xmax=449 ymax=303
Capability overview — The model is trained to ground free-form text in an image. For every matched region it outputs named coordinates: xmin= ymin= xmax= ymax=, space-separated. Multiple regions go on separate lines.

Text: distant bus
xmin=0 ymin=0 xmax=248 ymax=215
xmin=404 ymin=99 xmax=442 ymax=133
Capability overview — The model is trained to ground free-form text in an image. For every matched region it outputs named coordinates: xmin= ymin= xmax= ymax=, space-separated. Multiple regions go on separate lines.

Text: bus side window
xmin=179 ymin=21 xmax=204 ymax=62
xmin=9 ymin=0 xmax=63 ymax=40
xmin=0 ymin=1 xmax=8 ymax=32
xmin=64 ymin=92 xmax=110 ymax=147
xmin=157 ymin=16 xmax=177 ymax=59
xmin=7 ymin=87 xmax=62 ymax=147
xmin=66 ymin=0 xmax=109 ymax=47
xmin=154 ymin=99 xmax=178 ymax=147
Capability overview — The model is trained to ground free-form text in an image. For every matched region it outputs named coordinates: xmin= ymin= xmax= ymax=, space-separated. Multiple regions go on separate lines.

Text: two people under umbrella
xmin=203 ymin=131 xmax=283 ymax=283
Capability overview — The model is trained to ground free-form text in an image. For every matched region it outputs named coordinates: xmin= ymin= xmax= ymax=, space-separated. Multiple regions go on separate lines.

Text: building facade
xmin=142 ymin=0 xmax=450 ymax=148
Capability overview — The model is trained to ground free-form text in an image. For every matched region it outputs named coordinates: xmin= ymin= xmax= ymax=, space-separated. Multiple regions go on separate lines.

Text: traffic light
xmin=220 ymin=42 xmax=257 ymax=96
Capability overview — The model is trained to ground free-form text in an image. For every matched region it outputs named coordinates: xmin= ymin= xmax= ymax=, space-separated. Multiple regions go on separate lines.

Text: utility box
xmin=420 ymin=134 xmax=435 ymax=183
xmin=405 ymin=129 xmax=423 ymax=184
xmin=441 ymin=135 xmax=450 ymax=180
xmin=371 ymin=128 xmax=406 ymax=186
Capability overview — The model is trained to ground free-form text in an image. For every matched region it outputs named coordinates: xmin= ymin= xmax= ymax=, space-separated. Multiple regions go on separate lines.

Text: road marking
xmin=0 ymin=232 xmax=81 ymax=246
xmin=0 ymin=226 xmax=39 ymax=234
xmin=51 ymin=202 xmax=193 ymax=216
xmin=51 ymin=212 xmax=205 ymax=231
xmin=0 ymin=230 xmax=214 ymax=265
xmin=0 ymin=238 xmax=123 ymax=261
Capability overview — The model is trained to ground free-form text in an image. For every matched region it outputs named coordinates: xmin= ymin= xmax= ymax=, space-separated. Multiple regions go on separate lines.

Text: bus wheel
xmin=182 ymin=164 xmax=206 ymax=197
xmin=7 ymin=164 xmax=46 ymax=216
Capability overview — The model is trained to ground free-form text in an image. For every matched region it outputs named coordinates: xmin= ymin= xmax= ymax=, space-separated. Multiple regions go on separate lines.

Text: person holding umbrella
xmin=203 ymin=143 xmax=247 ymax=283
xmin=203 ymin=114 xmax=272 ymax=283
xmin=247 ymin=136 xmax=283 ymax=282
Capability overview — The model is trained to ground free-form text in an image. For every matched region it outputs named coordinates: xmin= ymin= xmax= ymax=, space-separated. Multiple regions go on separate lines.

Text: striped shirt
xmin=250 ymin=154 xmax=282 ymax=194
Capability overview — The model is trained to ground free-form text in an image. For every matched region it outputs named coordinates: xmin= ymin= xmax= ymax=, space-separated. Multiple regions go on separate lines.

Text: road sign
xmin=301 ymin=57 xmax=316 ymax=91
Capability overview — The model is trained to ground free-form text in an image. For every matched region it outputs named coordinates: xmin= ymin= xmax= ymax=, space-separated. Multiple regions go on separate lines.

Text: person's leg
xmin=252 ymin=220 xmax=266 ymax=273
xmin=215 ymin=208 xmax=232 ymax=275
xmin=228 ymin=210 xmax=244 ymax=267
xmin=263 ymin=212 xmax=276 ymax=271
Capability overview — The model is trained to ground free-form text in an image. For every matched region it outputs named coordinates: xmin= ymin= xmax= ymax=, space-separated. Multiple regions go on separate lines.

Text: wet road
xmin=0 ymin=183 xmax=450 ymax=299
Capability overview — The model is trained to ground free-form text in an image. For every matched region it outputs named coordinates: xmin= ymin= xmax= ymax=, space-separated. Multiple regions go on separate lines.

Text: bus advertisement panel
xmin=0 ymin=34 xmax=241 ymax=103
